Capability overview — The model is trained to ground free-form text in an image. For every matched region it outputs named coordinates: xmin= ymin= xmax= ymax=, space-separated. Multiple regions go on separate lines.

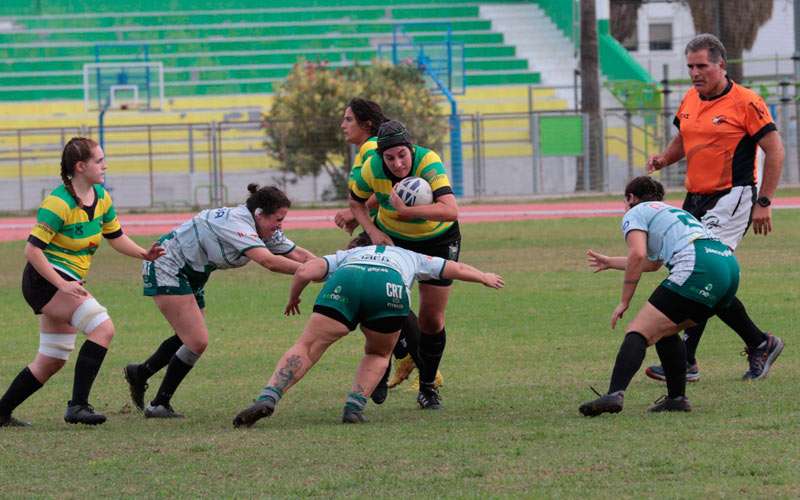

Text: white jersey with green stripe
xmin=29 ymin=184 xmax=122 ymax=279
xmin=170 ymin=205 xmax=295 ymax=273
xmin=322 ymin=245 xmax=446 ymax=290
xmin=622 ymin=201 xmax=718 ymax=267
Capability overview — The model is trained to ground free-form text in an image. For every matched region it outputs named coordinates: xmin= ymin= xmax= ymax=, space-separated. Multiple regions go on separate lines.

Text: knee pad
xmin=39 ymin=332 xmax=77 ymax=361
xmin=70 ymin=298 xmax=110 ymax=334
xmin=175 ymin=345 xmax=201 ymax=366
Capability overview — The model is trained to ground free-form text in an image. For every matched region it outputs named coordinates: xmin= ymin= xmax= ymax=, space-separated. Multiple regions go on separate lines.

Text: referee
xmin=646 ymin=34 xmax=784 ymax=382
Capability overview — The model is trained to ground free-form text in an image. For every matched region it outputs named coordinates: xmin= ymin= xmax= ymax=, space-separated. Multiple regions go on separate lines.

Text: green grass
xmin=1 ymin=214 xmax=799 ymax=497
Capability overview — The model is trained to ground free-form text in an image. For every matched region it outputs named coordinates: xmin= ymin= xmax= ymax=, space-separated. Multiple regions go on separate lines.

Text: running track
xmin=2 ymin=198 xmax=799 ymax=242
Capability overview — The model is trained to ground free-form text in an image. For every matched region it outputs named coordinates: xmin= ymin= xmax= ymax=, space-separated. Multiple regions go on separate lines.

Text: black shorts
xmin=391 ymin=222 xmax=461 ymax=287
xmin=313 ymin=305 xmax=407 ymax=334
xmin=648 ymin=285 xmax=716 ymax=325
xmin=21 ymin=263 xmax=78 ymax=314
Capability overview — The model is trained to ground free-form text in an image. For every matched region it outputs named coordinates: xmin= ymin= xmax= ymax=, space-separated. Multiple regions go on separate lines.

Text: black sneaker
xmin=645 ymin=363 xmax=700 ymax=382
xmin=342 ymin=407 xmax=367 ymax=424
xmin=64 ymin=402 xmax=107 ymax=425
xmin=579 ymin=391 xmax=624 ymax=417
xmin=123 ymin=364 xmax=149 ymax=411
xmin=417 ymin=383 xmax=442 ymax=410
xmin=742 ymin=334 xmax=784 ymax=381
xmin=144 ymin=403 xmax=184 ymax=419
xmin=371 ymin=360 xmax=391 ymax=405
xmin=0 ymin=414 xmax=31 ymax=427
xmin=232 ymin=398 xmax=275 ymax=428
xmin=648 ymin=395 xmax=691 ymax=412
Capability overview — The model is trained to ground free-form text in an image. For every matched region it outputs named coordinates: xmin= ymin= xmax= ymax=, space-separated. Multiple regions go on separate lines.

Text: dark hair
xmin=246 ymin=183 xmax=291 ymax=216
xmin=624 ymin=176 xmax=665 ymax=204
xmin=347 ymin=98 xmax=387 ymax=136
xmin=685 ymin=33 xmax=726 ymax=63
xmin=61 ymin=136 xmax=98 ymax=206
xmin=347 ymin=232 xmax=372 ymax=249
xmin=377 ymin=120 xmax=413 ymax=156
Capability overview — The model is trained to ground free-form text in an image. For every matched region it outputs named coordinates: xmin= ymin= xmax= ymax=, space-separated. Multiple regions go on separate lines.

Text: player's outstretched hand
xmin=144 ymin=242 xmax=166 ymax=261
xmin=367 ymin=229 xmax=394 ymax=246
xmin=334 ymin=209 xmax=359 ymax=234
xmin=587 ymin=249 xmax=610 ymax=272
xmin=285 ymin=297 xmax=301 ymax=316
xmin=482 ymin=273 xmax=504 ymax=289
xmin=646 ymin=155 xmax=666 ymax=173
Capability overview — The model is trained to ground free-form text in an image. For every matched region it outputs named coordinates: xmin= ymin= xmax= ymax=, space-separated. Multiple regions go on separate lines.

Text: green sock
xmin=344 ymin=392 xmax=367 ymax=412
xmin=258 ymin=386 xmax=283 ymax=404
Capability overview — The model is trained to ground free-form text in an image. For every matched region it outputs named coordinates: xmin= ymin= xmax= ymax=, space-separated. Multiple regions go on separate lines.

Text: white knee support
xmin=39 ymin=332 xmax=78 ymax=361
xmin=70 ymin=298 xmax=110 ymax=334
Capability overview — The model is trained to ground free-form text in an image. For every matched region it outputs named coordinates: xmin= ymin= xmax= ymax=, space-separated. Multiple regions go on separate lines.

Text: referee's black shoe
xmin=371 ymin=360 xmax=391 ymax=405
xmin=64 ymin=402 xmax=107 ymax=425
xmin=417 ymin=383 xmax=442 ymax=410
xmin=579 ymin=391 xmax=623 ymax=417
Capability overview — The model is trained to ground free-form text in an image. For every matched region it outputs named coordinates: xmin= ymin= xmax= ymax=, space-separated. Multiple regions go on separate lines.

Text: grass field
xmin=1 ymin=212 xmax=799 ymax=497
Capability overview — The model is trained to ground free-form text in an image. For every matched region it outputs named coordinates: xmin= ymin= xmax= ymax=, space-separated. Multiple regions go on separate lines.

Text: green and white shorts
xmin=313 ymin=264 xmax=410 ymax=333
xmin=142 ymin=233 xmax=211 ymax=309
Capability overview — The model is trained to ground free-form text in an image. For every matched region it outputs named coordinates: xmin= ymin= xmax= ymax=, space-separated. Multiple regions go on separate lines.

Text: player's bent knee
xmin=70 ymin=298 xmax=110 ymax=335
xmin=39 ymin=332 xmax=78 ymax=361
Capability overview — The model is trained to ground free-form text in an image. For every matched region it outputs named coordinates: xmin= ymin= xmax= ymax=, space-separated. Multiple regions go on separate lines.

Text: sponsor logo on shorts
xmin=386 ymin=282 xmax=404 ymax=302
xmin=448 ymin=243 xmax=459 ymax=260
xmin=704 ymin=247 xmax=732 ymax=257
xmin=324 ymin=285 xmax=349 ymax=304
xmin=386 ymin=302 xmax=405 ymax=309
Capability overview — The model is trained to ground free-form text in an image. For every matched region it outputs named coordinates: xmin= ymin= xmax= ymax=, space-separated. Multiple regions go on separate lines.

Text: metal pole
xmin=661 ymin=63 xmax=673 ymax=186
xmin=148 ymin=125 xmax=154 ymax=208
xmin=625 ymin=110 xmax=634 ymax=181
xmin=794 ymin=0 xmax=800 ymax=182
xmin=582 ymin=112 xmax=590 ymax=190
xmin=209 ymin=121 xmax=217 ymax=207
xmin=531 ymin=113 xmax=540 ymax=194
xmin=779 ymin=80 xmax=791 ymax=184
xmin=471 ymin=115 xmax=479 ymax=198
xmin=17 ymin=130 xmax=24 ymax=211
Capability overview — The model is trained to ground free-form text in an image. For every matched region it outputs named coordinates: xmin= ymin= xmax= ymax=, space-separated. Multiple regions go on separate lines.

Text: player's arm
xmin=440 ymin=261 xmax=504 ymax=289
xmin=284 ymin=245 xmax=316 ymax=263
xmin=284 ymin=258 xmax=329 ymax=315
xmin=245 ymin=247 xmax=301 ymax=275
xmin=24 ymin=242 xmax=88 ymax=298
xmin=752 ymin=131 xmax=785 ymax=235
xmin=611 ymin=230 xmax=648 ymax=328
xmin=587 ymin=250 xmax=662 ymax=272
xmin=106 ymin=234 xmax=164 ymax=261
xmin=349 ymin=196 xmax=393 ymax=245
xmin=647 ymin=134 xmax=684 ymax=173
xmin=390 ymin=192 xmax=458 ymax=221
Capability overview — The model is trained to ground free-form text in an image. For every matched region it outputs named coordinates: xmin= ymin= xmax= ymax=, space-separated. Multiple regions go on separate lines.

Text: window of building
xmin=649 ymin=23 xmax=673 ymax=51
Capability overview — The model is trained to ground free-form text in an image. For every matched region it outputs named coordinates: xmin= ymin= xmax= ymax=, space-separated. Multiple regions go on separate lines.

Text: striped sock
xmin=344 ymin=392 xmax=367 ymax=412
xmin=257 ymin=386 xmax=283 ymax=404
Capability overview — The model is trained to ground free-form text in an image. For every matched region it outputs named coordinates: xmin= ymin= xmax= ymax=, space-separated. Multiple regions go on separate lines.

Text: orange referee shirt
xmin=674 ymin=79 xmax=777 ymax=194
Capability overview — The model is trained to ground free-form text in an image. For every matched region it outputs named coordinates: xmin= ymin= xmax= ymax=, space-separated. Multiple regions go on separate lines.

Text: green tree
xmin=264 ymin=60 xmax=447 ymax=200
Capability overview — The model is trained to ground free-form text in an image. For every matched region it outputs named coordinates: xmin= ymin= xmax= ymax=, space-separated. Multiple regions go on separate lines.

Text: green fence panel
xmin=539 ymin=115 xmax=583 ymax=157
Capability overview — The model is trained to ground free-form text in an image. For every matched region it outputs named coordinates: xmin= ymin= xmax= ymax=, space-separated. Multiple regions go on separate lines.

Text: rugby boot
xmin=123 ymin=363 xmax=149 ymax=411
xmin=417 ymin=383 xmax=442 ymax=410
xmin=0 ymin=414 xmax=31 ymax=427
xmin=645 ymin=362 xmax=700 ymax=383
xmin=387 ymin=354 xmax=415 ymax=388
xmin=648 ymin=395 xmax=692 ymax=413
xmin=64 ymin=402 xmax=107 ymax=425
xmin=144 ymin=403 xmax=184 ymax=419
xmin=232 ymin=398 xmax=275 ymax=428
xmin=742 ymin=334 xmax=784 ymax=380
xmin=342 ymin=407 xmax=368 ymax=424
xmin=579 ymin=391 xmax=624 ymax=417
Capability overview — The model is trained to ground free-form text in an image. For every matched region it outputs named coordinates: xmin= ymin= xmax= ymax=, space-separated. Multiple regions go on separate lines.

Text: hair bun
xmin=247 ymin=183 xmax=260 ymax=194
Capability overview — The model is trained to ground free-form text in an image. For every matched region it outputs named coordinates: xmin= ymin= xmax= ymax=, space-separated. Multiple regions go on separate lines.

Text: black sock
xmin=151 ymin=354 xmax=195 ymax=407
xmin=140 ymin=335 xmax=183 ymax=379
xmin=0 ymin=367 xmax=44 ymax=417
xmin=655 ymin=334 xmax=687 ymax=399
xmin=71 ymin=340 xmax=108 ymax=406
xmin=401 ymin=311 xmax=423 ymax=368
xmin=393 ymin=332 xmax=409 ymax=359
xmin=418 ymin=329 xmax=446 ymax=385
xmin=682 ymin=321 xmax=706 ymax=366
xmin=608 ymin=331 xmax=648 ymax=394
xmin=716 ymin=297 xmax=768 ymax=349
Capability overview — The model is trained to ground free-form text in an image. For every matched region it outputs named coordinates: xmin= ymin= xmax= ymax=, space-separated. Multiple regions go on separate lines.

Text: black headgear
xmin=377 ymin=120 xmax=412 ymax=155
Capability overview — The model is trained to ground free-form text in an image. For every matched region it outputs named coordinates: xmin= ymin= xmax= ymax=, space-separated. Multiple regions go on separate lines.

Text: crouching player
xmin=580 ymin=176 xmax=741 ymax=416
xmin=233 ymin=233 xmax=504 ymax=427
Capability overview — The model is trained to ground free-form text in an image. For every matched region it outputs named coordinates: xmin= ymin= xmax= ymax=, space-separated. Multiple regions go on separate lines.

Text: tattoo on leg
xmin=275 ymin=355 xmax=302 ymax=392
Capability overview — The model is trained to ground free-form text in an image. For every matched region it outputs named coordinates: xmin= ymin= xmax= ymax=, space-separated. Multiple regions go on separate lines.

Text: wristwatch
xmin=756 ymin=196 xmax=772 ymax=208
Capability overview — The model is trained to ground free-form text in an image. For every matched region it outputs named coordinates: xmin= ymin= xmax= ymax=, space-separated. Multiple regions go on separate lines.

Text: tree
xmin=685 ymin=0 xmax=773 ymax=83
xmin=263 ymin=60 xmax=447 ymax=200
xmin=579 ymin=0 xmax=604 ymax=192
xmin=609 ymin=0 xmax=643 ymax=46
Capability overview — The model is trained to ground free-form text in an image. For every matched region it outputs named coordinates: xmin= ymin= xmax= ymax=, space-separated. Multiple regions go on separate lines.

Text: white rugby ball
xmin=394 ymin=176 xmax=433 ymax=206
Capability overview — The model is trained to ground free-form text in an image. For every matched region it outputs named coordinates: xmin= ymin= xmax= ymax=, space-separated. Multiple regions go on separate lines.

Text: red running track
xmin=2 ymin=199 xmax=799 ymax=242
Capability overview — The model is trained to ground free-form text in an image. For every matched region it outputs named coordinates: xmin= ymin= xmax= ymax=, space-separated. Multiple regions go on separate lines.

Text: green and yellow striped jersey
xmin=351 ymin=144 xmax=454 ymax=241
xmin=347 ymin=137 xmax=378 ymax=192
xmin=28 ymin=184 xmax=122 ymax=279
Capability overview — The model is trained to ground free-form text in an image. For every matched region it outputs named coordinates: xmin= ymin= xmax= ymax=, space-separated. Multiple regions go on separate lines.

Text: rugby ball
xmin=394 ymin=176 xmax=433 ymax=206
